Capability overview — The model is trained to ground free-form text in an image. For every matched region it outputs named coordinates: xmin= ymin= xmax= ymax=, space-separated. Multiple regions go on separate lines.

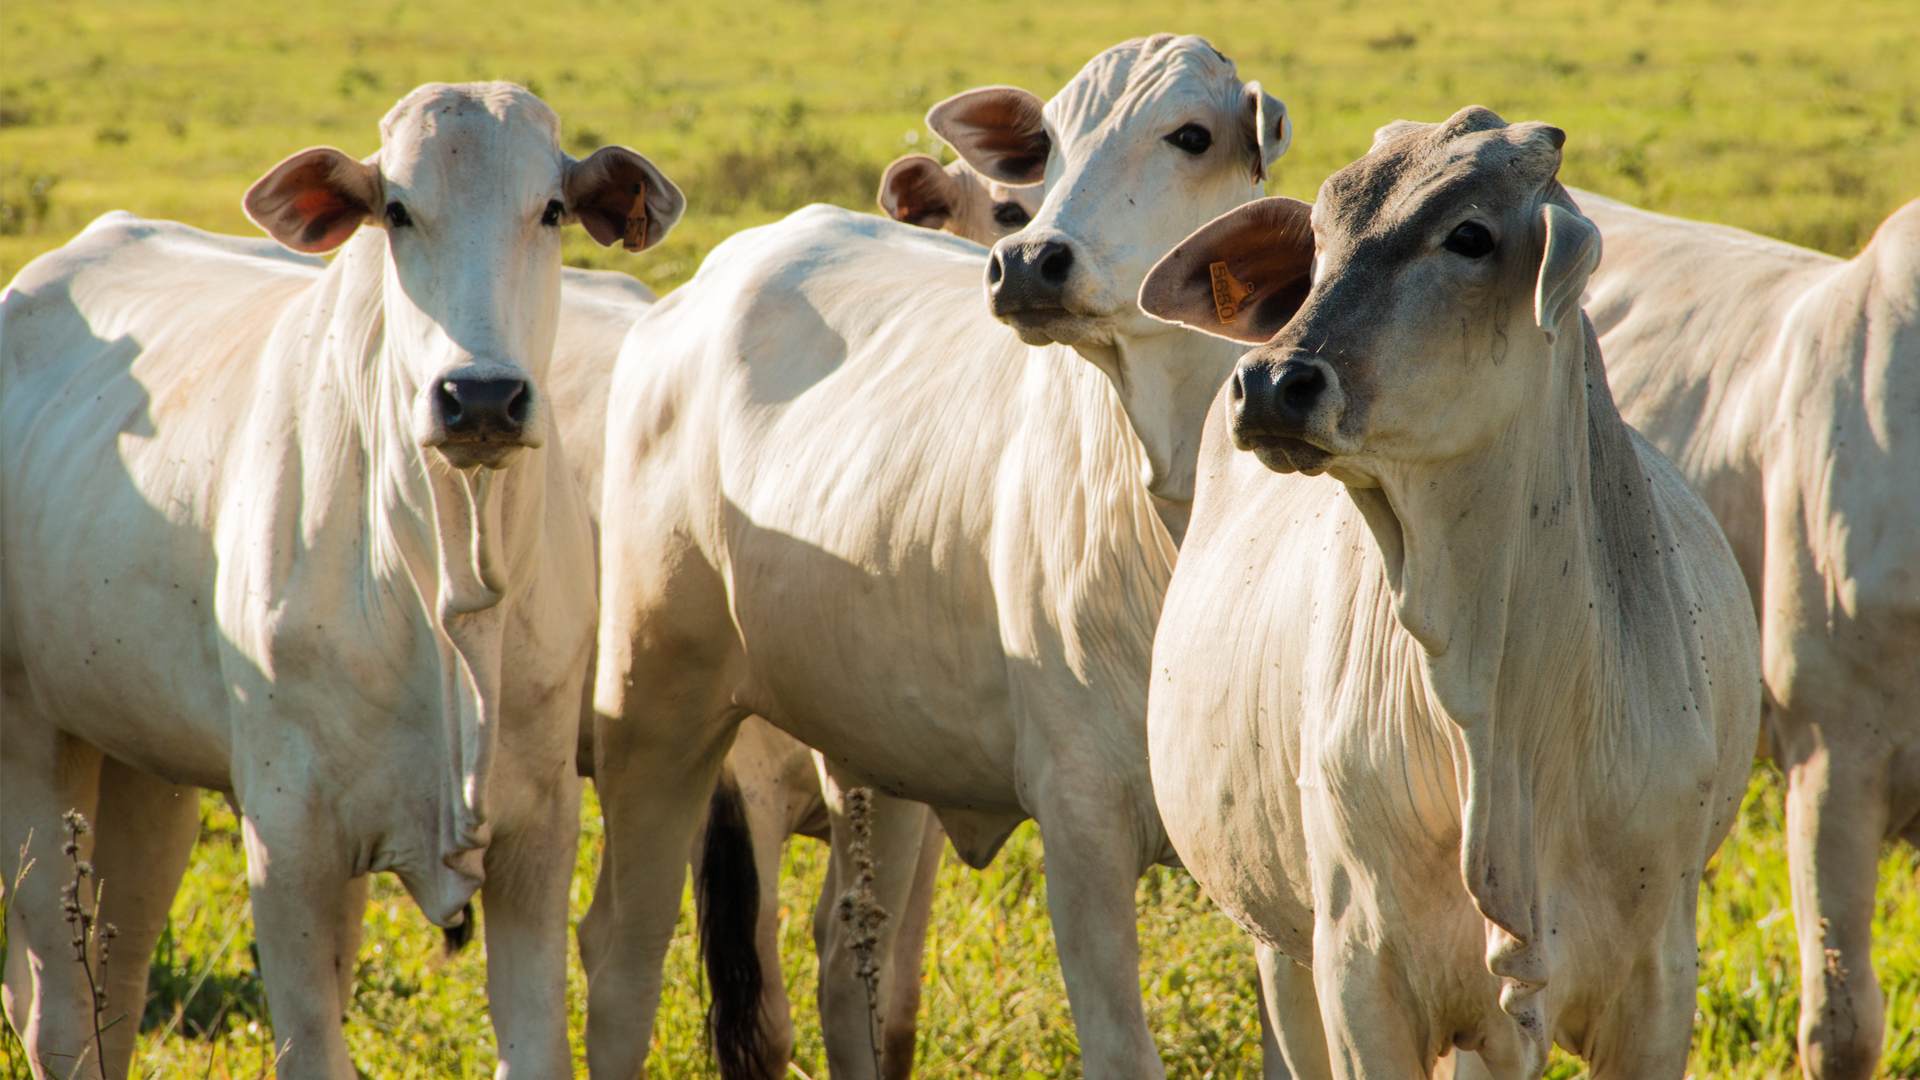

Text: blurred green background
xmin=3 ymin=0 xmax=1918 ymax=1077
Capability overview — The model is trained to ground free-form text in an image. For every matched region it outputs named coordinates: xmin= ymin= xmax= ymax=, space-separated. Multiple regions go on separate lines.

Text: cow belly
xmin=727 ymin=553 xmax=1022 ymax=812
xmin=3 ymin=450 xmax=233 ymax=787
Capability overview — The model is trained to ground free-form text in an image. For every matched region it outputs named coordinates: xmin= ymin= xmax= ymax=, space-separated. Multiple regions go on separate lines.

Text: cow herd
xmin=1 ymin=31 xmax=1913 ymax=1080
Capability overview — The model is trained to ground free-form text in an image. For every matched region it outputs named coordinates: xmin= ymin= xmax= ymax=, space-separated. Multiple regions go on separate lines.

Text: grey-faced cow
xmin=1139 ymin=108 xmax=1761 ymax=1079
xmin=0 ymin=83 xmax=681 ymax=1080
xmin=578 ymin=34 xmax=1288 ymax=1080
xmin=1574 ymin=189 xmax=1920 ymax=1080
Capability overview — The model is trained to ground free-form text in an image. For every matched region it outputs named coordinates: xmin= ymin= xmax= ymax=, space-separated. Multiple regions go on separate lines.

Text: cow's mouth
xmin=995 ymin=305 xmax=1100 ymax=348
xmin=431 ymin=438 xmax=528 ymax=471
xmin=1238 ymin=434 xmax=1334 ymax=476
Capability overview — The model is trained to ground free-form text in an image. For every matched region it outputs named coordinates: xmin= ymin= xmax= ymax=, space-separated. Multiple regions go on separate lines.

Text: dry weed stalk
xmin=834 ymin=787 xmax=890 ymax=1079
xmin=60 ymin=809 xmax=120 ymax=1080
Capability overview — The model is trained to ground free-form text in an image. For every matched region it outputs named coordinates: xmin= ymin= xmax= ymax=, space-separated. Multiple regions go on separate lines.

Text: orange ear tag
xmin=1210 ymin=261 xmax=1252 ymax=324
xmin=622 ymin=179 xmax=649 ymax=252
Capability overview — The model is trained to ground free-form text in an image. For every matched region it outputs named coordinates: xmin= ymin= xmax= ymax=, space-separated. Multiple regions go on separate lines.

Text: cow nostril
xmin=1278 ymin=364 xmax=1326 ymax=414
xmin=436 ymin=381 xmax=464 ymax=425
xmin=986 ymin=253 xmax=1005 ymax=287
xmin=506 ymin=382 xmax=531 ymax=427
xmin=1229 ymin=368 xmax=1247 ymax=403
xmin=1038 ymin=242 xmax=1073 ymax=286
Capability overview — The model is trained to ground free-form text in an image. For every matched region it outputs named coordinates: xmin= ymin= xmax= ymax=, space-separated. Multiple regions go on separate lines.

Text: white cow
xmin=578 ymin=34 xmax=1289 ymax=1080
xmin=0 ymin=83 xmax=682 ymax=1080
xmin=878 ymin=151 xmax=1045 ymax=243
xmin=538 ymin=156 xmax=1036 ymax=1079
xmin=1574 ymin=190 xmax=1920 ymax=1080
xmin=1138 ymin=108 xmax=1761 ymax=1079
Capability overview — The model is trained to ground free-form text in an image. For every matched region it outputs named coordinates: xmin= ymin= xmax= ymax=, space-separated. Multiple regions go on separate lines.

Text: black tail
xmin=441 ymin=901 xmax=476 ymax=955
xmin=697 ymin=768 xmax=773 ymax=1079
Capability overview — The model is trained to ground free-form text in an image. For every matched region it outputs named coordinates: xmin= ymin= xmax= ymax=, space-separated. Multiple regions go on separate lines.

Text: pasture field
xmin=2 ymin=0 xmax=1918 ymax=1077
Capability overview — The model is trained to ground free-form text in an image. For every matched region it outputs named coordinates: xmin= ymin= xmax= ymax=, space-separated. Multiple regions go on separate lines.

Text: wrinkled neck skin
xmin=1075 ymin=329 xmax=1244 ymax=526
xmin=271 ymin=228 xmax=560 ymax=920
xmin=1337 ymin=310 xmax=1617 ymax=1052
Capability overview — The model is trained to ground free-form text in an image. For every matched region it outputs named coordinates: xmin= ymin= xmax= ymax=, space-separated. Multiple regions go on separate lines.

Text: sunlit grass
xmin=3 ymin=0 xmax=1917 ymax=1076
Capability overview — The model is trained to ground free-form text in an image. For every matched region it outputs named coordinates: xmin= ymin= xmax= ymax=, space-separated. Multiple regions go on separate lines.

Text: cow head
xmin=929 ymin=36 xmax=1290 ymax=504
xmin=933 ymin=36 xmax=1289 ymax=349
xmin=877 ymin=153 xmax=1044 ymax=246
xmin=244 ymin=83 xmax=684 ymax=472
xmin=1140 ymin=106 xmax=1597 ymax=485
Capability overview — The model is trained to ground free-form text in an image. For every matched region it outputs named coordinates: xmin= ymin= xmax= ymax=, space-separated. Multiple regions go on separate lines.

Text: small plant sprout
xmin=61 ymin=809 xmax=121 ymax=1078
xmin=834 ymin=786 xmax=890 ymax=1078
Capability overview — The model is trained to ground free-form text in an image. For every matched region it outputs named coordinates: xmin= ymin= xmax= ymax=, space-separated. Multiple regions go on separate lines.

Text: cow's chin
xmin=433 ymin=441 xmax=527 ymax=471
xmin=1240 ymin=435 xmax=1334 ymax=476
xmin=998 ymin=308 xmax=1106 ymax=348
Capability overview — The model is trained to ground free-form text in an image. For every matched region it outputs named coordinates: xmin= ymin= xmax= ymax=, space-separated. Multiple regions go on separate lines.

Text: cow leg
xmin=1307 ymin=928 xmax=1428 ymax=1080
xmin=1256 ymin=943 xmax=1331 ymax=1080
xmin=1581 ymin=880 xmax=1700 ymax=1080
xmin=879 ymin=811 xmax=943 ymax=1080
xmin=810 ymin=763 xmax=932 ymax=1080
xmin=2 ymin=709 xmax=107 ymax=1080
xmin=580 ymin=655 xmax=743 ymax=1078
xmin=239 ymin=795 xmax=363 ymax=1080
xmin=330 ymin=874 xmax=369 ymax=1019
xmin=479 ymin=769 xmax=581 ymax=1080
xmin=1025 ymin=778 xmax=1164 ymax=1079
xmin=1784 ymin=741 xmax=1890 ymax=1080
xmin=696 ymin=725 xmax=802 ymax=1068
xmin=87 ymin=758 xmax=200 ymax=1078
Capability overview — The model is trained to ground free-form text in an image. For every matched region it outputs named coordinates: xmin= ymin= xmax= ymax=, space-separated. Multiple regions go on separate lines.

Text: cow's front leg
xmin=239 ymin=794 xmax=363 ymax=1080
xmin=810 ymin=762 xmax=936 ymax=1080
xmin=580 ymin=689 xmax=741 ymax=1080
xmin=1026 ymin=773 xmax=1165 ymax=1079
xmin=479 ymin=768 xmax=581 ymax=1080
xmin=1257 ymin=942 xmax=1329 ymax=1080
xmin=1785 ymin=739 xmax=1890 ymax=1080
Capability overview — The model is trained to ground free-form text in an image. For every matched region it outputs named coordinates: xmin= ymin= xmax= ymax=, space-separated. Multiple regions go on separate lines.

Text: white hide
xmin=0 ymin=83 xmax=673 ymax=1080
xmin=1141 ymin=109 xmax=1760 ymax=1079
xmin=1576 ymin=189 xmax=1920 ymax=1080
xmin=579 ymin=35 xmax=1287 ymax=1080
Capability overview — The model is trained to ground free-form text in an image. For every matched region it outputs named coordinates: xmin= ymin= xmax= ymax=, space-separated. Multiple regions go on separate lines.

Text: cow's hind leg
xmin=878 ymin=810 xmax=943 ymax=1080
xmin=87 ymin=757 xmax=200 ymax=1077
xmin=1 ymin=700 xmax=106 ymax=1080
xmin=1257 ymin=943 xmax=1330 ymax=1080
xmin=1784 ymin=741 xmax=1890 ymax=1080
xmin=810 ymin=764 xmax=932 ymax=1080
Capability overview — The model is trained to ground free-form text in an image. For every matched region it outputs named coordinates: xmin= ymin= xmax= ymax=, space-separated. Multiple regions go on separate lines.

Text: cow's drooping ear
xmin=926 ymin=86 xmax=1050 ymax=186
xmin=566 ymin=146 xmax=686 ymax=253
xmin=878 ymin=154 xmax=961 ymax=229
xmin=1139 ymin=197 xmax=1315 ymax=344
xmin=1240 ymin=82 xmax=1291 ymax=184
xmin=244 ymin=147 xmax=380 ymax=254
xmin=1534 ymin=201 xmax=1600 ymax=344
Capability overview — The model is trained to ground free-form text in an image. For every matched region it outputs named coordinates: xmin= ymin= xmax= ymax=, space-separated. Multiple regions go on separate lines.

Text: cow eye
xmin=992 ymin=202 xmax=1030 ymax=229
xmin=385 ymin=202 xmax=412 ymax=229
xmin=541 ymin=200 xmax=564 ymax=227
xmin=1165 ymin=124 xmax=1212 ymax=155
xmin=1443 ymin=221 xmax=1495 ymax=258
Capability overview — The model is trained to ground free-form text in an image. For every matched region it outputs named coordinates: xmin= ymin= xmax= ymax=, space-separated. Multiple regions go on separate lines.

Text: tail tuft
xmin=441 ymin=901 xmax=476 ymax=955
xmin=698 ymin=768 xmax=775 ymax=1079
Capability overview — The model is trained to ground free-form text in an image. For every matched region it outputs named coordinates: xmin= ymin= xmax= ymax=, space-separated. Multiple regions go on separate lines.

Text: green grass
xmin=3 ymin=0 xmax=1919 ymax=1076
